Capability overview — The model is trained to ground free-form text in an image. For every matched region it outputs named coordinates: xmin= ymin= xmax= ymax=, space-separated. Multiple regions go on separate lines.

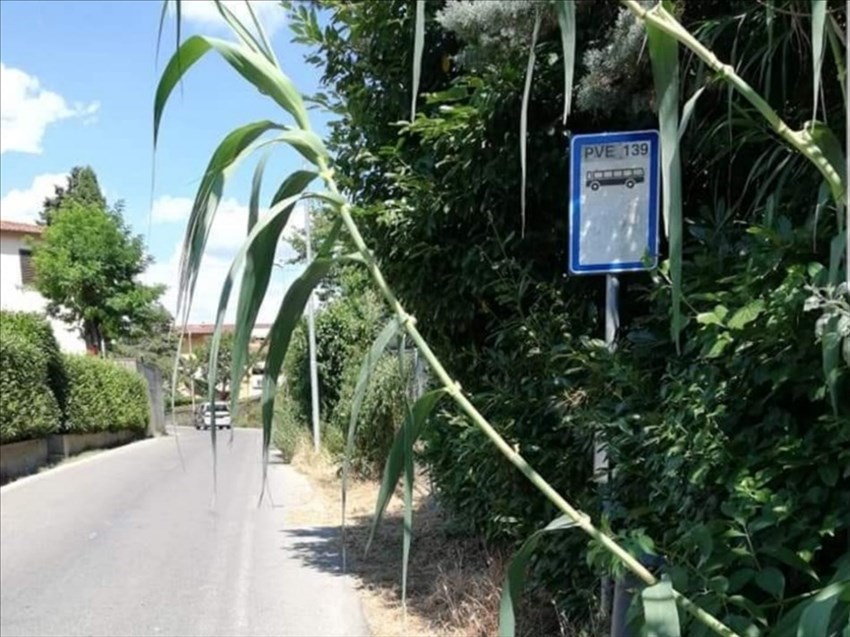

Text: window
xmin=19 ymin=249 xmax=35 ymax=286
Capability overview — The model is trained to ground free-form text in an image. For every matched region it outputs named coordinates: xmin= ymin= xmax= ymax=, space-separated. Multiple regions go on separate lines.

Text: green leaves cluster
xmin=33 ymin=191 xmax=164 ymax=354
xmin=293 ymin=0 xmax=848 ymax=633
xmin=0 ymin=310 xmax=68 ymax=415
xmin=0 ymin=319 xmax=62 ymax=444
xmin=0 ymin=312 xmax=150 ymax=442
xmin=156 ymin=1 xmax=847 ymax=635
xmin=63 ymin=355 xmax=150 ymax=434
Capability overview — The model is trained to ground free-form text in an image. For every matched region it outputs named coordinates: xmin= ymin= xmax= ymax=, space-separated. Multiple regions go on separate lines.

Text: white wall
xmin=0 ymin=233 xmax=87 ymax=354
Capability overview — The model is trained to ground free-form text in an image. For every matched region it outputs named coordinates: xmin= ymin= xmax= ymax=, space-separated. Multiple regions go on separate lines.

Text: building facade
xmin=0 ymin=220 xmax=87 ymax=354
xmin=180 ymin=323 xmax=271 ymax=398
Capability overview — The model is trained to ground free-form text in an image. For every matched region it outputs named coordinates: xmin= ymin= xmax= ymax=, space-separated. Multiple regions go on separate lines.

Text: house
xmin=180 ymin=323 xmax=272 ymax=398
xmin=0 ymin=220 xmax=87 ymax=353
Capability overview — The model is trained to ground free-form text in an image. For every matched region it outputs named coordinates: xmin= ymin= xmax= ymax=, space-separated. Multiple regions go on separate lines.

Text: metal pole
xmin=599 ymin=274 xmax=619 ymax=623
xmin=188 ymin=329 xmax=196 ymax=425
xmin=305 ymin=206 xmax=321 ymax=452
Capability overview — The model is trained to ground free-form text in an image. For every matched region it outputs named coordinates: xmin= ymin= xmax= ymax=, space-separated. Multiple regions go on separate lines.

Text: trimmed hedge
xmin=0 ymin=331 xmax=61 ymax=444
xmin=64 ymin=355 xmax=150 ymax=434
xmin=0 ymin=311 xmax=68 ymax=415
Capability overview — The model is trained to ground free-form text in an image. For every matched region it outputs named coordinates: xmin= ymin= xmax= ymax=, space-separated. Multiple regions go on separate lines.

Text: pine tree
xmin=40 ymin=166 xmax=107 ymax=225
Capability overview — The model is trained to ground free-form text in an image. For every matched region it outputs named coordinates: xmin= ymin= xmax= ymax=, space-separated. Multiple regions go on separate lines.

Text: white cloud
xmin=145 ymin=194 xmax=304 ymax=324
xmin=151 ymin=194 xmax=192 ymax=223
xmin=178 ymin=0 xmax=286 ymax=37
xmin=0 ymin=172 xmax=68 ymax=223
xmin=0 ymin=64 xmax=99 ymax=155
xmin=150 ymin=194 xmax=306 ymax=249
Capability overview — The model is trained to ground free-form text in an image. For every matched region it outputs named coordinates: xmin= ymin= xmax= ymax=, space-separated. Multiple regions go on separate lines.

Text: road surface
xmin=0 ymin=428 xmax=368 ymax=637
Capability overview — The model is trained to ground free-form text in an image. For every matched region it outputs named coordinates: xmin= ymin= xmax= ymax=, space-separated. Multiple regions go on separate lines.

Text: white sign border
xmin=568 ymin=129 xmax=661 ymax=275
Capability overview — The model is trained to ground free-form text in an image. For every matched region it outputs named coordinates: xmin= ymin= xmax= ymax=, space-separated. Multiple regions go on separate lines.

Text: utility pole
xmin=305 ymin=205 xmax=321 ymax=452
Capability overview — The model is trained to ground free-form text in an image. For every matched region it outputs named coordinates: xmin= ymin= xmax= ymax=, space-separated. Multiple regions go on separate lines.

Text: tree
xmin=193 ymin=332 xmax=235 ymax=400
xmin=40 ymin=166 xmax=107 ymax=225
xmin=32 ymin=200 xmax=165 ymax=354
xmin=111 ymin=302 xmax=180 ymax=386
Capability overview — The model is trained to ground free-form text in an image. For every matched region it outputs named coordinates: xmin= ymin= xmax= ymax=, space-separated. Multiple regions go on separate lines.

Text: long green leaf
xmin=176 ymin=120 xmax=282 ymax=323
xmin=342 ymin=317 xmax=400 ymax=569
xmin=646 ymin=9 xmax=683 ymax=351
xmin=213 ymin=0 xmax=265 ymax=60
xmin=248 ymin=151 xmax=271 ymax=235
xmin=642 ymin=580 xmax=682 ymax=637
xmin=365 ymin=389 xmax=446 ymax=555
xmin=202 ymin=184 xmax=322 ymax=455
xmin=678 ymin=86 xmax=706 ymax=141
xmin=411 ymin=0 xmax=425 ymax=121
xmin=213 ymin=0 xmax=277 ymax=69
xmin=798 ymin=581 xmax=848 ymax=637
xmin=811 ymin=0 xmax=827 ymax=120
xmin=243 ymin=0 xmax=279 ymax=69
xmin=553 ymin=0 xmax=576 ymax=124
xmin=205 ymin=185 xmax=320 ymax=449
xmin=154 ymin=34 xmax=309 ymax=148
xmin=498 ymin=515 xmax=577 ymax=637
xmin=155 ymin=0 xmax=170 ymax=65
xmin=520 ymin=9 xmax=542 ymax=237
xmin=825 ymin=16 xmax=847 ymax=106
xmin=823 ymin=232 xmax=848 ymax=414
xmin=229 ymin=170 xmax=319 ymax=414
xmin=276 ymin=128 xmax=328 ymax=166
xmin=259 ymin=256 xmax=338 ymax=502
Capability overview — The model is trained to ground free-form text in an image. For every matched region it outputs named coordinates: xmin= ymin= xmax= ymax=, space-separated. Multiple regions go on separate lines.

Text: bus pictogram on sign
xmin=585 ymin=167 xmax=645 ymax=191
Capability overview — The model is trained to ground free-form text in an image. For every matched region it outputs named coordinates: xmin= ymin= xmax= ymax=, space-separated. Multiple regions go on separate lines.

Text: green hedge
xmin=64 ymin=355 xmax=150 ymax=434
xmin=0 ymin=331 xmax=61 ymax=444
xmin=0 ymin=310 xmax=68 ymax=416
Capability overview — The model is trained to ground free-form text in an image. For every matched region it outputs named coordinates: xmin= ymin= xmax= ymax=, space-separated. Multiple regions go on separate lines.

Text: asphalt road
xmin=0 ymin=428 xmax=369 ymax=637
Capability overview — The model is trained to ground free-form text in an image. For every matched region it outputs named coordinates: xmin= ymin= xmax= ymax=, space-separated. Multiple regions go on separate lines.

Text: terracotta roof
xmin=183 ymin=323 xmax=272 ymax=335
xmin=0 ymin=220 xmax=43 ymax=235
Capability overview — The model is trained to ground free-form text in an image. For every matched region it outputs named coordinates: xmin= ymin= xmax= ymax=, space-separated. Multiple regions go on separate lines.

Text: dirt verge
xmin=287 ymin=443 xmax=567 ymax=637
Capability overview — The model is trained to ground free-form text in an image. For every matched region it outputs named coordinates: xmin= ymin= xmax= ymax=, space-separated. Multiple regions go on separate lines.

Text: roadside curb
xmin=0 ymin=436 xmax=164 ymax=494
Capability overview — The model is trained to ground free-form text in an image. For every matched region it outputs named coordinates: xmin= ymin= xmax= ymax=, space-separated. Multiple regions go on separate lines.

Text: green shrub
xmin=273 ymin=397 xmax=308 ymax=463
xmin=297 ymin=1 xmax=849 ymax=628
xmin=233 ymin=397 xmax=262 ymax=428
xmin=330 ymin=353 xmax=412 ymax=478
xmin=322 ymin=419 xmax=345 ymax=457
xmin=283 ymin=288 xmax=385 ymax=436
xmin=64 ymin=355 xmax=150 ymax=434
xmin=0 ymin=331 xmax=61 ymax=444
xmin=0 ymin=310 xmax=68 ymax=415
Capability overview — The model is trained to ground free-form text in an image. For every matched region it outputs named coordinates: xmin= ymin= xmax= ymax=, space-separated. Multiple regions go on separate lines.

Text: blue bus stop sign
xmin=568 ymin=130 xmax=660 ymax=275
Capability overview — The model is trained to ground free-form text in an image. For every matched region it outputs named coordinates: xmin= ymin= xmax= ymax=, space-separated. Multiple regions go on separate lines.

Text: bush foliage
xmin=293 ymin=0 xmax=848 ymax=631
xmin=0 ymin=310 xmax=68 ymax=416
xmin=0 ymin=331 xmax=62 ymax=444
xmin=63 ymin=355 xmax=150 ymax=434
xmin=279 ymin=268 xmax=393 ymax=472
xmin=330 ymin=352 xmax=414 ymax=478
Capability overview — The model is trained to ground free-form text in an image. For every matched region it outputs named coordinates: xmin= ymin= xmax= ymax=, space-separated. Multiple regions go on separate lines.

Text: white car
xmin=195 ymin=402 xmax=232 ymax=430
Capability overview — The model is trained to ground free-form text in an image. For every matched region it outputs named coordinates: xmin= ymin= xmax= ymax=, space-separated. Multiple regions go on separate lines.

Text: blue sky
xmin=0 ymin=0 xmax=331 ymax=323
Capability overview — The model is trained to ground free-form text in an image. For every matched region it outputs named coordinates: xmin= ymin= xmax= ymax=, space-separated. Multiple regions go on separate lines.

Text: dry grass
xmin=288 ymin=446 xmax=568 ymax=637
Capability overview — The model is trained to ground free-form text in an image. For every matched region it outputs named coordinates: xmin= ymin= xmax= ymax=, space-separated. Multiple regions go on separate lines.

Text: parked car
xmin=194 ymin=402 xmax=232 ymax=430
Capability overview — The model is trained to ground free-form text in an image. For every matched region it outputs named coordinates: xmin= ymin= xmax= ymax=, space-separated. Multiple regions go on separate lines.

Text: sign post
xmin=568 ymin=130 xmax=660 ymax=625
